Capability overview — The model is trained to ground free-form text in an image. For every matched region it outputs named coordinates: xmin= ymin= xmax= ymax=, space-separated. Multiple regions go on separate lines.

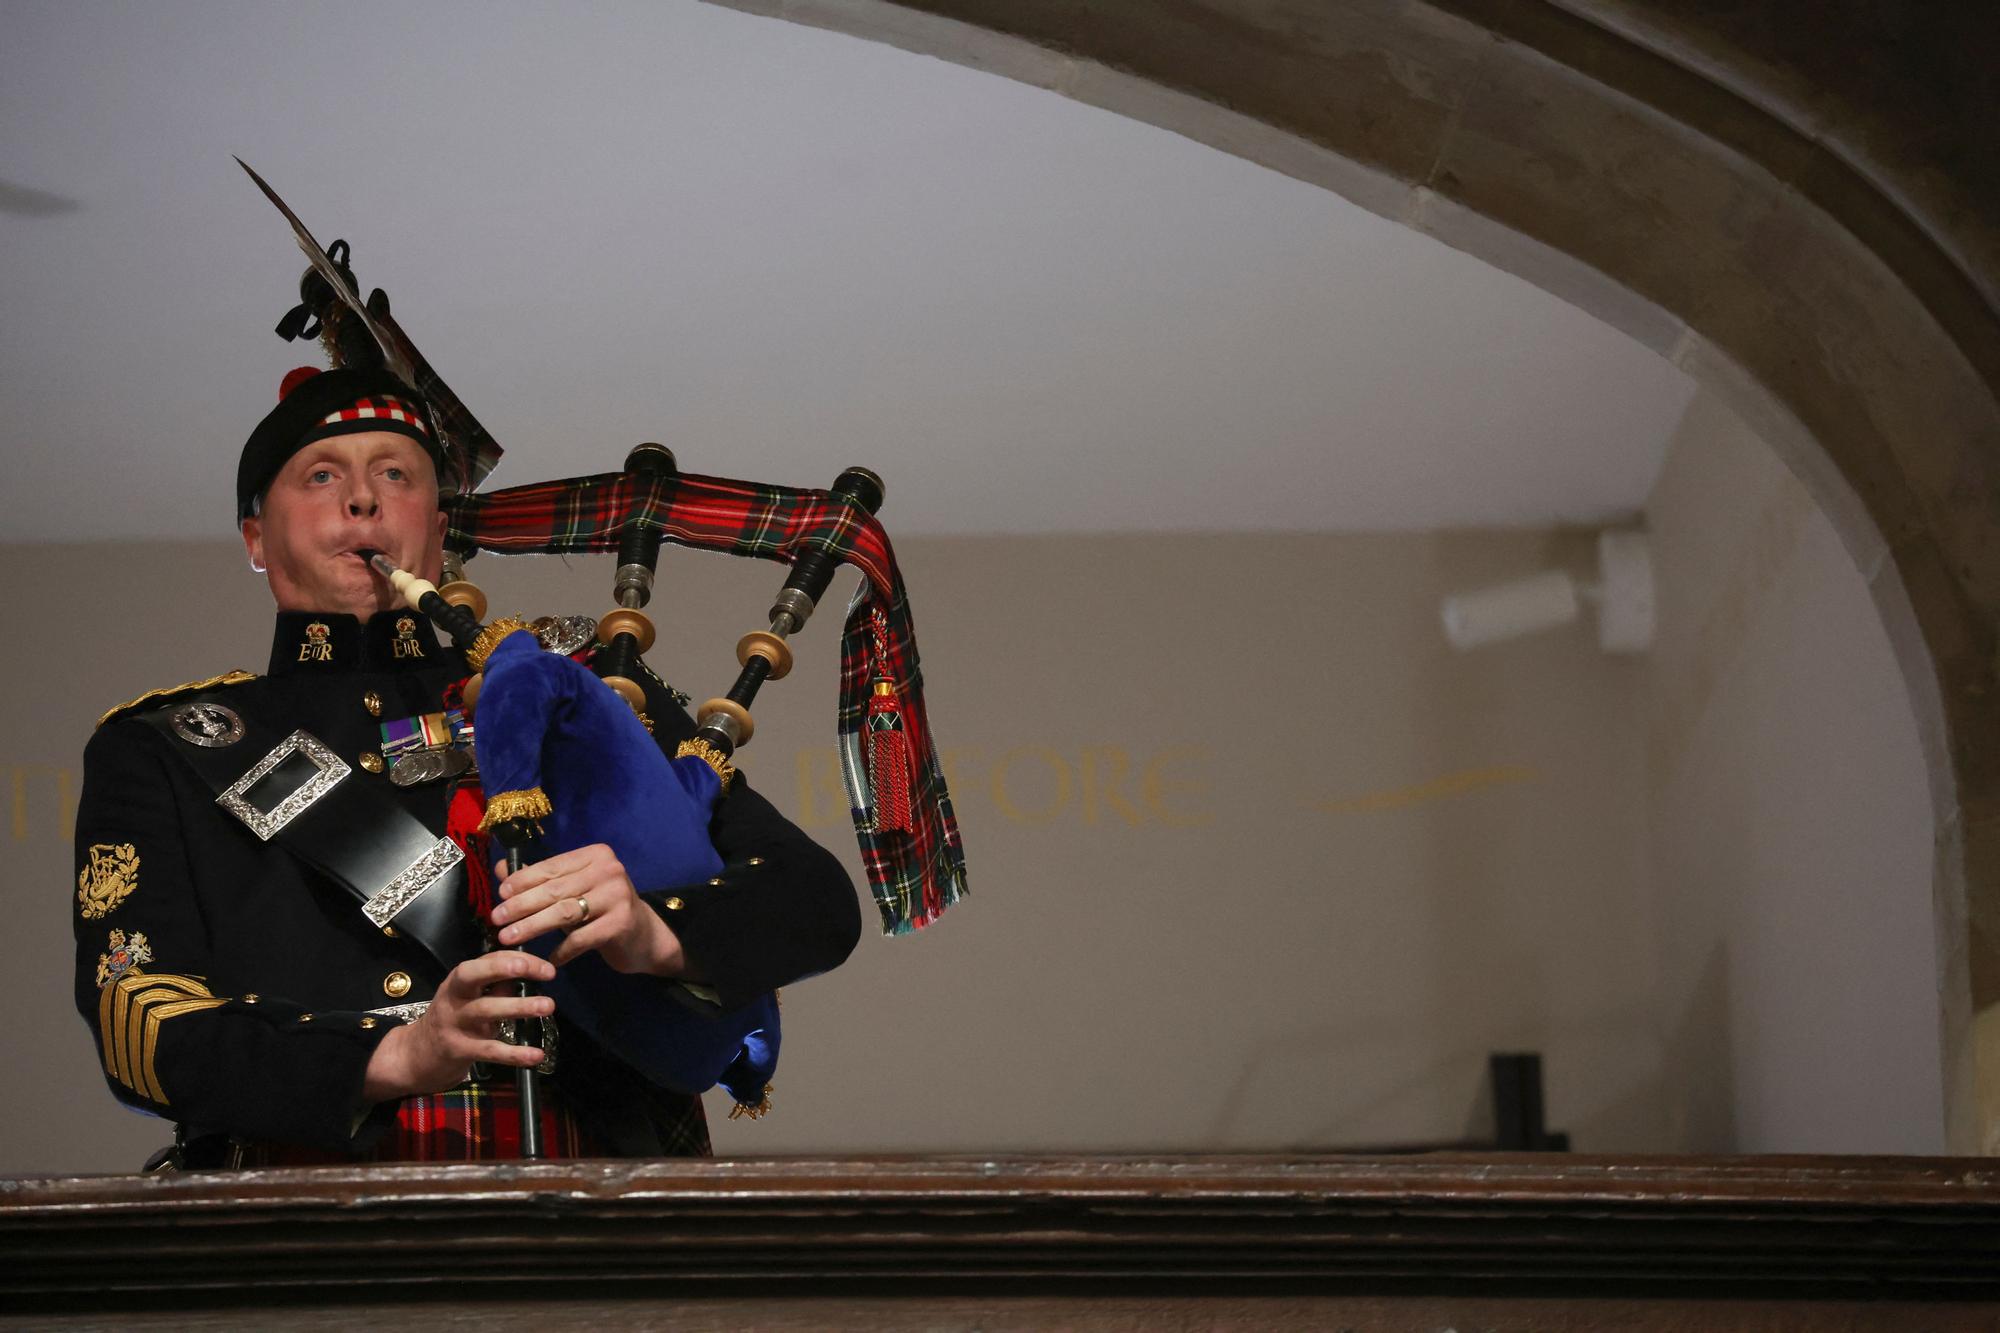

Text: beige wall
xmin=7 ymin=526 xmax=1660 ymax=1174
xmin=2 ymin=404 xmax=1945 ymax=1173
xmin=1644 ymin=391 xmax=1943 ymax=1154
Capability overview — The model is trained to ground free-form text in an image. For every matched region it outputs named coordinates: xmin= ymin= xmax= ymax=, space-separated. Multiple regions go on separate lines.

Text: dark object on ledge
xmin=1332 ymin=1050 xmax=1571 ymax=1155
xmin=1491 ymin=1050 xmax=1569 ymax=1151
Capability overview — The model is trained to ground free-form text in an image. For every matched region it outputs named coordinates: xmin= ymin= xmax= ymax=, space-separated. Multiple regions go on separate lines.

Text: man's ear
xmin=241 ymin=516 xmax=266 ymax=574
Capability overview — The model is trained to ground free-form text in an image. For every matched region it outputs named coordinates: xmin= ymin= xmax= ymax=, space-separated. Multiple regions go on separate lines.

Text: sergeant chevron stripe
xmin=98 ymin=971 xmax=227 ymax=1104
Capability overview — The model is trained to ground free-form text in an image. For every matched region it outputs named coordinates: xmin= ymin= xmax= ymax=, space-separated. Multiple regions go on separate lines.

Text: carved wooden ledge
xmin=5 ymin=1154 xmax=1998 ymax=1326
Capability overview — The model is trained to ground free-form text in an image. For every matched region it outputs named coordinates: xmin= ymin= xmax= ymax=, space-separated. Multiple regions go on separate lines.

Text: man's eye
xmin=309 ymin=469 xmax=334 ymax=484
xmin=384 ymin=467 xmax=407 ymax=481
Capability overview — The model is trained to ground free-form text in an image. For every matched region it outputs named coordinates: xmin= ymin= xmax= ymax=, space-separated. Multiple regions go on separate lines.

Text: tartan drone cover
xmin=447 ymin=470 xmax=967 ymax=934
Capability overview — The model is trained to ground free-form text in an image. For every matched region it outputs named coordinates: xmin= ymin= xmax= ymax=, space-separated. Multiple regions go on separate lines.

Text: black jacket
xmin=71 ymin=610 xmax=860 ymax=1156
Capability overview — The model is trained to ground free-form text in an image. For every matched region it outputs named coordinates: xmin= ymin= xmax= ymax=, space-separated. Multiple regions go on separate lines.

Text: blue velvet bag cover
xmin=474 ymin=629 xmax=779 ymax=1105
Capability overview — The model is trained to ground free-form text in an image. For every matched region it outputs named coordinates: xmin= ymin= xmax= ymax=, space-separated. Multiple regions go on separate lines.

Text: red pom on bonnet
xmin=277 ymin=365 xmax=321 ymax=400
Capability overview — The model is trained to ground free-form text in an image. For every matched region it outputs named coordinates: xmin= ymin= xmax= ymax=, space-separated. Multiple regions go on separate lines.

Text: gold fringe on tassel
xmin=479 ymin=787 xmax=552 ymax=833
xmin=467 ymin=616 xmax=531 ymax=671
xmin=728 ymin=1083 xmax=774 ymax=1120
xmin=675 ymin=738 xmax=736 ymax=790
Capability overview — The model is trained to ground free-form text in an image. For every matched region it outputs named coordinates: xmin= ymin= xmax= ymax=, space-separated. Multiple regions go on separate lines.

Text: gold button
xmin=382 ymin=925 xmax=399 ymax=938
xmin=663 ymin=896 xmax=684 ymax=911
xmin=747 ymin=856 xmax=764 ymax=867
xmin=298 ymin=1013 xmax=314 ymax=1023
xmin=241 ymin=993 xmax=260 ymax=1005
xmin=363 ymin=690 xmax=383 ymax=717
xmin=708 ymin=876 xmax=725 ymax=887
xmin=358 ymin=1016 xmax=379 ymax=1030
xmin=359 ymin=751 xmax=384 ymax=774
xmin=384 ymin=971 xmax=412 ymax=998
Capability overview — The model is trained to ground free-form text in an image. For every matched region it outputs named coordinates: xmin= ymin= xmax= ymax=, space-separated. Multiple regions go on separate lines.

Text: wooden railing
xmin=5 ymin=1154 xmax=1998 ymax=1328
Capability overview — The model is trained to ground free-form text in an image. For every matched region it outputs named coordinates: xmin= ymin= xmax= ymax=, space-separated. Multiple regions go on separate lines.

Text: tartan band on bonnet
xmin=447 ymin=469 xmax=968 ymax=934
xmin=312 ymin=393 xmax=432 ymax=440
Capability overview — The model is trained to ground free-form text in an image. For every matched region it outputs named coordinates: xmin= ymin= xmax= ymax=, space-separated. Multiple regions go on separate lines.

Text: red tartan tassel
xmin=868 ymin=684 xmax=913 ymax=833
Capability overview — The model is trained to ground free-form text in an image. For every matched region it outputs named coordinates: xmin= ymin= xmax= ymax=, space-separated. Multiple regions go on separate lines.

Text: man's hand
xmin=490 ymin=843 xmax=692 ymax=977
xmin=361 ymin=951 xmax=554 ymax=1102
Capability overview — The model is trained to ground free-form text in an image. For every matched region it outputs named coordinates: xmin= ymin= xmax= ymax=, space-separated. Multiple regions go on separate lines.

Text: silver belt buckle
xmin=216 ymin=730 xmax=349 ymax=841
xmin=362 ymin=838 xmax=466 ymax=928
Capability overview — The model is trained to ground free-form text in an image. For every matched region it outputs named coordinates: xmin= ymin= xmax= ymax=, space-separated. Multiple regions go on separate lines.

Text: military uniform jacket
xmin=71 ymin=610 xmax=860 ymax=1155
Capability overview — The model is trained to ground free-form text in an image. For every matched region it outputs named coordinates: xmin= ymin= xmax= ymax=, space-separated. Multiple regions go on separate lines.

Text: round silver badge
xmin=389 ymin=746 xmax=473 ymax=787
xmin=169 ymin=701 xmax=245 ymax=748
xmin=531 ymin=615 xmax=598 ymax=657
xmin=389 ymin=750 xmax=443 ymax=787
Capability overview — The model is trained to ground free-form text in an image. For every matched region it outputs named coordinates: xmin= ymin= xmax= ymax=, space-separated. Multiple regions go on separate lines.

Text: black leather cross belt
xmin=138 ymin=692 xmax=481 ymax=970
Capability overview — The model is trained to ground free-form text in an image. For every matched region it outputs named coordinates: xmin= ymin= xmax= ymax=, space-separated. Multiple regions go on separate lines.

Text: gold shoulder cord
xmin=97 ymin=670 xmax=259 ymax=729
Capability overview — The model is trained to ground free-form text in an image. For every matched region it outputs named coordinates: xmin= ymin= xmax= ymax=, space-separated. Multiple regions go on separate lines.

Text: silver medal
xmin=389 ymin=749 xmax=444 ymax=787
xmin=389 ymin=746 xmax=473 ymax=787
xmin=532 ymin=614 xmax=598 ymax=657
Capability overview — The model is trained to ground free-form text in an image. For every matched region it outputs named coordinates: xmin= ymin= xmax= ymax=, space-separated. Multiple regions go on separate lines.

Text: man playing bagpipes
xmin=68 ymin=168 xmax=965 ymax=1167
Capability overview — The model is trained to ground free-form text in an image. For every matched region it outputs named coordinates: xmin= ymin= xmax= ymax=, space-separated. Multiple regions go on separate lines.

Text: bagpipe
xmin=243 ymin=161 xmax=967 ymax=1155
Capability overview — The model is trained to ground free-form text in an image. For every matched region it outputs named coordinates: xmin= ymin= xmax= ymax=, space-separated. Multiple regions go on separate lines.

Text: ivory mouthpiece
xmin=362 ymin=551 xmax=436 ymax=609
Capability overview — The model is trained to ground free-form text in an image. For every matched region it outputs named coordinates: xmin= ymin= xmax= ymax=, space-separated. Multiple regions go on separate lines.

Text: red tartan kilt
xmin=236 ymin=1081 xmax=611 ymax=1167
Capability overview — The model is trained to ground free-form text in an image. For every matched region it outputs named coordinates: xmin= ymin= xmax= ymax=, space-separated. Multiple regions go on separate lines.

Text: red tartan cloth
xmin=235 ymin=1081 xmax=617 ymax=1167
xmin=445 ymin=469 xmax=967 ymax=933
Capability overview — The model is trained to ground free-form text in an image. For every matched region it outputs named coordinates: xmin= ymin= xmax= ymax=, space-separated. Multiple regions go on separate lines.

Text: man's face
xmin=240 ymin=430 xmax=447 ymax=619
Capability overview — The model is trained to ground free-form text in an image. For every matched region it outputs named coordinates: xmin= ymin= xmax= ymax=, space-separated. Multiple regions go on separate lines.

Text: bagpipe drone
xmin=241 ymin=161 xmax=967 ymax=1156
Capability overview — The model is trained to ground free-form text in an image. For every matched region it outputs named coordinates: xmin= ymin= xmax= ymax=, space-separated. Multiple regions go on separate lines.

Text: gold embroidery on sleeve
xmin=97 ymin=972 xmax=226 ymax=1105
xmin=78 ymin=843 xmax=141 ymax=919
xmin=94 ymin=929 xmax=152 ymax=987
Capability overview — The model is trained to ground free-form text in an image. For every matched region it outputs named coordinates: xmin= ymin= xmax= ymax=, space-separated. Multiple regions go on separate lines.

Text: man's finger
xmin=492 ymin=871 xmax=617 ymax=926
xmin=470 ymin=1039 xmax=546 ymax=1068
xmin=495 ymin=845 xmax=607 ymax=897
xmin=497 ymin=893 xmax=597 ymax=948
xmin=445 ymin=949 xmax=555 ymax=994
xmin=459 ymin=993 xmax=555 ymax=1025
xmin=491 ymin=879 xmax=568 ymax=926
xmin=549 ymin=916 xmax=620 ymax=968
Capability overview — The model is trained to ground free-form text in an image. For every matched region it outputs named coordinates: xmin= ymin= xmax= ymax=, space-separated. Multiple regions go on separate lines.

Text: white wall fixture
xmin=1441 ymin=530 xmax=1654 ymax=653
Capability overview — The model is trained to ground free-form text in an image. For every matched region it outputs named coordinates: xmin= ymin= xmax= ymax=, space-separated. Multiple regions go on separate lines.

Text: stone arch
xmin=718 ymin=0 xmax=2000 ymax=1149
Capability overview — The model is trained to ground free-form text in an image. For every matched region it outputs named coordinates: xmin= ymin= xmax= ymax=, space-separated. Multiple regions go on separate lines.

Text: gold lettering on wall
xmin=1079 ymin=747 xmax=1143 ymax=826
xmin=1140 ymin=746 xmax=1213 ymax=827
xmin=991 ymin=746 xmax=1071 ymax=824
xmin=1311 ymin=765 xmax=1538 ymax=815
xmin=937 ymin=748 xmax=979 ymax=804
xmin=792 ymin=744 xmax=1213 ymax=829
xmin=9 ymin=763 xmax=79 ymax=841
